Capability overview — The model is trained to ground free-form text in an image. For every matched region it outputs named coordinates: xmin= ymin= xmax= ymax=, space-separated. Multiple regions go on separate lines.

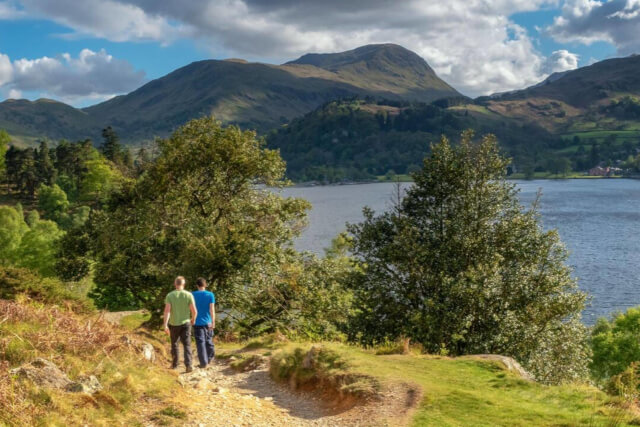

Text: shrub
xmin=270 ymin=345 xmax=379 ymax=399
xmin=0 ymin=266 xmax=92 ymax=312
xmin=606 ymin=362 xmax=640 ymax=400
xmin=591 ymin=306 xmax=640 ymax=382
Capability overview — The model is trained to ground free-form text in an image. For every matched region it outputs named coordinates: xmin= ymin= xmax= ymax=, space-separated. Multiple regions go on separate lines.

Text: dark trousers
xmin=169 ymin=323 xmax=192 ymax=368
xmin=193 ymin=326 xmax=215 ymax=368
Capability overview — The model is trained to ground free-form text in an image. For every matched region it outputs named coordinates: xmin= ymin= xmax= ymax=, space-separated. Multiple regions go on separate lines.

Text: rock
xmin=141 ymin=342 xmax=155 ymax=362
xmin=67 ymin=375 xmax=103 ymax=394
xmin=471 ymin=354 xmax=534 ymax=381
xmin=302 ymin=345 xmax=323 ymax=370
xmin=10 ymin=358 xmax=73 ymax=390
xmin=212 ymin=386 xmax=228 ymax=394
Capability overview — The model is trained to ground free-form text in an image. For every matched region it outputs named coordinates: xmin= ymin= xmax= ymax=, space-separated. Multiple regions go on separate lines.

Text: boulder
xmin=471 ymin=354 xmax=534 ymax=381
xmin=66 ymin=375 xmax=103 ymax=394
xmin=10 ymin=358 xmax=73 ymax=390
xmin=141 ymin=342 xmax=155 ymax=362
xmin=302 ymin=345 xmax=323 ymax=370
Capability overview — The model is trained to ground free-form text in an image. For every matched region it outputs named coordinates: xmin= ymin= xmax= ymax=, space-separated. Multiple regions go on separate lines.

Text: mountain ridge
xmin=0 ymin=43 xmax=460 ymax=144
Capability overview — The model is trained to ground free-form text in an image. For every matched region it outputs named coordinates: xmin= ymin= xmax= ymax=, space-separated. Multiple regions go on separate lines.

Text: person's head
xmin=196 ymin=277 xmax=207 ymax=290
xmin=174 ymin=276 xmax=186 ymax=290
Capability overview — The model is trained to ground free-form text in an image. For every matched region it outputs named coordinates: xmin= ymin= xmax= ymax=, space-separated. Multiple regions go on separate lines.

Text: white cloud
xmin=543 ymin=49 xmax=580 ymax=73
xmin=0 ymin=49 xmax=146 ymax=104
xmin=5 ymin=0 xmax=573 ymax=96
xmin=7 ymin=88 xmax=21 ymax=98
xmin=548 ymin=0 xmax=640 ymax=55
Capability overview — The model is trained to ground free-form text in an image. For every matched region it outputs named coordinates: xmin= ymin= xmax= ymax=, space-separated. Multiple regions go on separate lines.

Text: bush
xmin=0 ymin=266 xmax=92 ymax=312
xmin=606 ymin=362 xmax=640 ymax=400
xmin=591 ymin=306 xmax=640 ymax=382
xmin=270 ymin=345 xmax=379 ymax=399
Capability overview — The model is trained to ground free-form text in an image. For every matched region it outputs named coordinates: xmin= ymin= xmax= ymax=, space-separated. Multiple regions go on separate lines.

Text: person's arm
xmin=209 ymin=302 xmax=215 ymax=330
xmin=190 ymin=302 xmax=197 ymax=325
xmin=163 ymin=303 xmax=171 ymax=335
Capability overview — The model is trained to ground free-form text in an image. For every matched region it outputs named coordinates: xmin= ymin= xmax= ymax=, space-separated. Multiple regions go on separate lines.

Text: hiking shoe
xmin=185 ymin=366 xmax=193 ymax=373
xmin=170 ymin=364 xmax=178 ymax=370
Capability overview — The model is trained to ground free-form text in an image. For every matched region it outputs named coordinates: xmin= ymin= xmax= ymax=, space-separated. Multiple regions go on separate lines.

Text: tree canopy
xmin=347 ymin=131 xmax=589 ymax=383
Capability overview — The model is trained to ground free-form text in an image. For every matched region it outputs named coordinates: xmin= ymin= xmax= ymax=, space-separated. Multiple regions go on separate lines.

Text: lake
xmin=281 ymin=180 xmax=640 ymax=323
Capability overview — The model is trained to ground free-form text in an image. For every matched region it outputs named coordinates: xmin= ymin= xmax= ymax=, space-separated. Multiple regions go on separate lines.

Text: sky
xmin=0 ymin=0 xmax=637 ymax=106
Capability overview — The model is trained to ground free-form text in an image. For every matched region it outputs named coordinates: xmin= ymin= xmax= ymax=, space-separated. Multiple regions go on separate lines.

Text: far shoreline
xmin=291 ymin=175 xmax=633 ymax=187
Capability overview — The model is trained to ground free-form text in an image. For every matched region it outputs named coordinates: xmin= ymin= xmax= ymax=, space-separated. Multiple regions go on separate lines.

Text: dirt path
xmin=178 ymin=360 xmax=419 ymax=427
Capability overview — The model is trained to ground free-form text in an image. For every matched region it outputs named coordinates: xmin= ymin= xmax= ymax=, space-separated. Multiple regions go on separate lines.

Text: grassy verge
xmin=218 ymin=339 xmax=639 ymax=426
xmin=0 ymin=297 xmax=188 ymax=426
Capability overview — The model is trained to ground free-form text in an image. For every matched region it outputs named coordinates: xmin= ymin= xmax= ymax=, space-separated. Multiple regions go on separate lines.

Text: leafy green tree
xmin=38 ymin=184 xmax=70 ymax=222
xmin=0 ymin=204 xmax=28 ymax=264
xmin=591 ymin=307 xmax=640 ymax=382
xmin=0 ymin=129 xmax=9 ymax=181
xmin=347 ymin=131 xmax=588 ymax=384
xmin=78 ymin=158 xmax=124 ymax=202
xmin=0 ymin=205 xmax=63 ymax=276
xmin=16 ymin=211 xmax=64 ymax=276
xmin=89 ymin=117 xmax=309 ymax=311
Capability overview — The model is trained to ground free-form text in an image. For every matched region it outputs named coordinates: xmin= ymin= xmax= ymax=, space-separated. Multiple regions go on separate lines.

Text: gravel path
xmin=178 ymin=360 xmax=418 ymax=427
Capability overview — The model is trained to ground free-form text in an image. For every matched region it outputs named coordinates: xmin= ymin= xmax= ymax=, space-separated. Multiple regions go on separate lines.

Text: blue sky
xmin=0 ymin=0 xmax=637 ymax=105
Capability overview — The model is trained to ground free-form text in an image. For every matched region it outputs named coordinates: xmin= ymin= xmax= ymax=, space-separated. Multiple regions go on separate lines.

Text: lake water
xmin=281 ymin=180 xmax=640 ymax=323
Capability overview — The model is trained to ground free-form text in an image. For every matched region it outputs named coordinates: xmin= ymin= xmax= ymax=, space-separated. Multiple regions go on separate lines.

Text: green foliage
xmin=347 ymin=131 xmax=589 ymax=384
xmin=591 ymin=306 xmax=640 ymax=382
xmin=0 ymin=265 xmax=88 ymax=308
xmin=78 ymin=158 xmax=125 ymax=202
xmin=38 ymin=183 xmax=70 ymax=222
xmin=89 ymin=117 xmax=309 ymax=311
xmin=270 ymin=345 xmax=380 ymax=398
xmin=0 ymin=205 xmax=64 ymax=276
xmin=605 ymin=362 xmax=640 ymax=400
xmin=0 ymin=129 xmax=9 ymax=179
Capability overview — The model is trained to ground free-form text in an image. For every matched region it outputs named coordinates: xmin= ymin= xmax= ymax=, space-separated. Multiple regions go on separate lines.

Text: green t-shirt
xmin=165 ymin=290 xmax=195 ymax=326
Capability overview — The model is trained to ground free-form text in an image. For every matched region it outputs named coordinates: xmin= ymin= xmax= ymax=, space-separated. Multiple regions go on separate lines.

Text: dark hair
xmin=196 ymin=277 xmax=207 ymax=288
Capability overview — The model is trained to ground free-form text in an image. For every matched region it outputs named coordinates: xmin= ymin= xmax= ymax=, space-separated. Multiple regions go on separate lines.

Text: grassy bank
xmin=0 ymin=295 xmax=189 ymax=426
xmin=219 ymin=338 xmax=639 ymax=426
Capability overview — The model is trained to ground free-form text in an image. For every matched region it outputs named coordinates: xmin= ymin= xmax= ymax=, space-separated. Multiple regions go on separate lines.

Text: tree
xmin=35 ymin=140 xmax=56 ymax=186
xmin=38 ymin=184 xmax=70 ymax=222
xmin=0 ymin=204 xmax=28 ymax=264
xmin=0 ymin=129 xmax=9 ymax=181
xmin=88 ymin=117 xmax=309 ymax=311
xmin=347 ymin=131 xmax=588 ymax=384
xmin=0 ymin=205 xmax=63 ymax=277
xmin=101 ymin=126 xmax=122 ymax=163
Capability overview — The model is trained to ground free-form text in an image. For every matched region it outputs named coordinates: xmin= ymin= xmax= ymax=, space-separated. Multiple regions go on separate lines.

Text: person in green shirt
xmin=163 ymin=276 xmax=197 ymax=372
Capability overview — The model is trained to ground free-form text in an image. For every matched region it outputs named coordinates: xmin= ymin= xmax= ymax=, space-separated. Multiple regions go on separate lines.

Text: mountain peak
xmin=287 ymin=43 xmax=434 ymax=73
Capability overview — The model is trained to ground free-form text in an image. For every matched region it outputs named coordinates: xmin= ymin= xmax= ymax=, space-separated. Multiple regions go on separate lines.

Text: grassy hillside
xmin=0 ymin=99 xmax=98 ymax=146
xmin=219 ymin=337 xmax=638 ymax=426
xmin=461 ymin=55 xmax=640 ymax=153
xmin=266 ymin=99 xmax=567 ymax=182
xmin=0 ymin=44 xmax=460 ymax=144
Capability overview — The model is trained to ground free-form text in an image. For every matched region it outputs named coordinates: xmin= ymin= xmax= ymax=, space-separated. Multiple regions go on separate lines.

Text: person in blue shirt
xmin=192 ymin=277 xmax=216 ymax=368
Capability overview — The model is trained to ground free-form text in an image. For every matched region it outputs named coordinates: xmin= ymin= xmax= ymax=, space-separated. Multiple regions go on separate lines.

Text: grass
xmin=0 ymin=297 xmax=190 ymax=426
xmin=219 ymin=340 xmax=639 ymax=426
xmin=120 ymin=312 xmax=152 ymax=330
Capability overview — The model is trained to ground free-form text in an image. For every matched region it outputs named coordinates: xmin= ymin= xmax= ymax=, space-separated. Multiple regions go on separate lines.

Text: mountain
xmin=0 ymin=44 xmax=460 ymax=144
xmin=468 ymin=55 xmax=640 ymax=134
xmin=0 ymin=99 xmax=98 ymax=146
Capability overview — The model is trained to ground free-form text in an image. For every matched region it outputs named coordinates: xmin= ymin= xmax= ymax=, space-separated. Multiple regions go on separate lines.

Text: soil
xmin=176 ymin=359 xmax=420 ymax=427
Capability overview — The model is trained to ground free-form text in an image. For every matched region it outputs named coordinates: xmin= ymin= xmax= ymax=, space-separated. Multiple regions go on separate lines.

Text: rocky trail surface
xmin=170 ymin=358 xmax=417 ymax=427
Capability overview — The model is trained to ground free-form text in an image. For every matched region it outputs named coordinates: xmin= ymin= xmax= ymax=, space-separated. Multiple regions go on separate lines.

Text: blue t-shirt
xmin=192 ymin=290 xmax=215 ymax=326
